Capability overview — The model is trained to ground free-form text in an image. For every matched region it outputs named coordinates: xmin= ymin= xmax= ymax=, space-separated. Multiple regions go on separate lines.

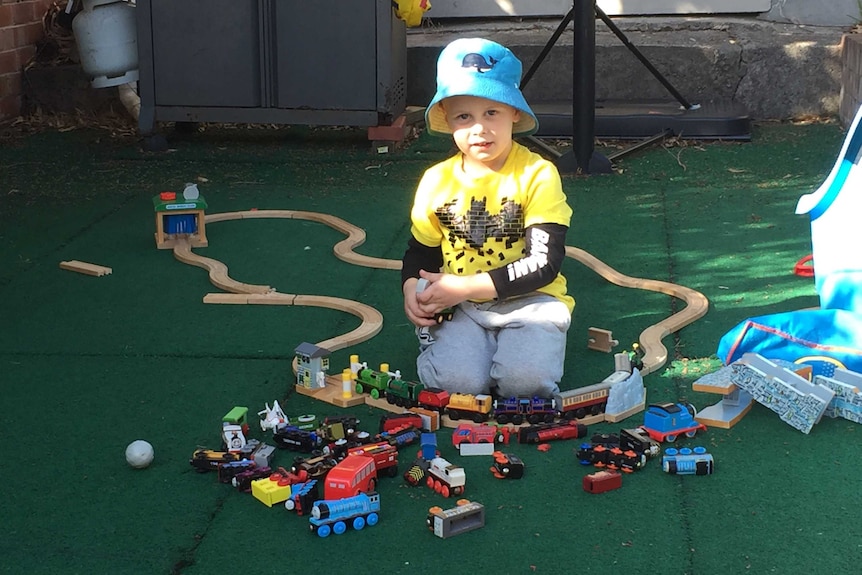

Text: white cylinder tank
xmin=72 ymin=0 xmax=138 ymax=88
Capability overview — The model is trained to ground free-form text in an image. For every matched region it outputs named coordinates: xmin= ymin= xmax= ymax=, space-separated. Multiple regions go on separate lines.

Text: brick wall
xmin=0 ymin=0 xmax=53 ymax=123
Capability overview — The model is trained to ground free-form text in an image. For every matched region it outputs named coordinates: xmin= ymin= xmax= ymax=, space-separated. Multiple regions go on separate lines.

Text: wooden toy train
xmin=354 ymin=361 xmax=628 ymax=425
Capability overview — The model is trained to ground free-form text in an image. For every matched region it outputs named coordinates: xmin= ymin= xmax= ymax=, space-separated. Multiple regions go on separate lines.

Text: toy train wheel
xmin=427 ymin=476 xmax=435 ymax=489
xmin=285 ymin=499 xmax=296 ymax=511
xmin=370 ymin=389 xmax=380 ymax=400
xmin=441 ymin=484 xmax=450 ymax=498
xmin=685 ymin=430 xmax=698 ymax=438
xmin=353 ymin=516 xmax=366 ymax=530
xmin=367 ymin=513 xmax=379 ymax=526
xmin=666 ymin=434 xmax=677 ymax=443
xmin=387 ymin=395 xmax=397 ymax=405
xmin=355 ymin=383 xmax=364 ymax=395
xmin=473 ymin=413 xmax=488 ymax=423
xmin=497 ymin=414 xmax=509 ymax=424
xmin=317 ymin=525 xmax=331 ymax=538
xmin=333 ymin=521 xmax=347 ymax=535
xmin=453 ymin=486 xmax=464 ymax=496
xmin=434 ymin=479 xmax=443 ymax=493
xmin=447 ymin=409 xmax=461 ymax=420
xmin=512 ymin=415 xmax=524 ymax=425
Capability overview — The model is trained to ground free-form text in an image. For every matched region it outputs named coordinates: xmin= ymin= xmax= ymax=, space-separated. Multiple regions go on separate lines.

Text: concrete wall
xmin=406 ymin=17 xmax=844 ymax=120
xmin=424 ymin=1 xmax=857 ymax=26
xmin=428 ymin=0 xmax=771 ymax=17
xmin=0 ymin=0 xmax=53 ymax=123
xmin=841 ymin=35 xmax=862 ymax=126
xmin=759 ymin=0 xmax=861 ymax=27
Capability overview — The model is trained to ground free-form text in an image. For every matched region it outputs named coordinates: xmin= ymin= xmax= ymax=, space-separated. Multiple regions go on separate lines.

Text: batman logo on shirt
xmin=436 ymin=196 xmax=524 ymax=251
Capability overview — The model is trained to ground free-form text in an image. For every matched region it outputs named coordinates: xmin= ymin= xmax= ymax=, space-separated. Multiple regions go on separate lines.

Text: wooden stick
xmin=59 ymin=260 xmax=112 ymax=276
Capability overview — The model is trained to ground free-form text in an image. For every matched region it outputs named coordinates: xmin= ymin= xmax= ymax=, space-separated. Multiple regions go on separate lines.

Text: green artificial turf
xmin=1 ymin=120 xmax=858 ymax=575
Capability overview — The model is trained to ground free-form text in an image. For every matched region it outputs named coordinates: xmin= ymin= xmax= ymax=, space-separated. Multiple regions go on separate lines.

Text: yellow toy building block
xmin=251 ymin=476 xmax=293 ymax=507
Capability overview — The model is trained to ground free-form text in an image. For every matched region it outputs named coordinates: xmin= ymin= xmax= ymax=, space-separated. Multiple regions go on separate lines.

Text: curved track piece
xmin=205 ymin=210 xmax=400 ymax=270
xmin=199 ymin=293 xmax=382 ymax=353
xmin=292 ymin=294 xmax=383 ymax=352
xmin=565 ymin=246 xmax=709 ymax=375
xmin=174 ymin=212 xmax=386 ymax=353
xmin=173 ymin=239 xmax=273 ymax=294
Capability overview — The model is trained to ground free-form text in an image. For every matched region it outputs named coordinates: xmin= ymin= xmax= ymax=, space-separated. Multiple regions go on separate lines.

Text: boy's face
xmin=442 ymin=95 xmax=521 ymax=173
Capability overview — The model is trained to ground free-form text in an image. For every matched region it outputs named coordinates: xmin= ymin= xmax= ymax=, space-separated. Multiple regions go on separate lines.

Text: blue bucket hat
xmin=425 ymin=38 xmax=538 ymax=137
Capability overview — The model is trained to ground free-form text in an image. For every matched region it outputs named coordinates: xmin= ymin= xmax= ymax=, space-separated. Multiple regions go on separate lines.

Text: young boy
xmin=401 ymin=38 xmax=574 ymax=399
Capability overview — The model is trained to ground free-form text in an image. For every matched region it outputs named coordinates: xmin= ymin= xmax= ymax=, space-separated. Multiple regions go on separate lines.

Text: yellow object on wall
xmin=394 ymin=0 xmax=431 ymax=27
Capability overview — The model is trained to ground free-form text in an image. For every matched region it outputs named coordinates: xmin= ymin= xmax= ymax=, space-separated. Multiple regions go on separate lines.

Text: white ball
xmin=125 ymin=440 xmax=154 ymax=469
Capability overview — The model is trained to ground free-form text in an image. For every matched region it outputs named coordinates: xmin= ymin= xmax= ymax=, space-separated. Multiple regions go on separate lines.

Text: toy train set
xmin=350 ymin=357 xmax=638 ymax=428
xmin=188 ymin=379 xmax=713 ymax=539
xmin=156 ymin=194 xmax=722 ymax=543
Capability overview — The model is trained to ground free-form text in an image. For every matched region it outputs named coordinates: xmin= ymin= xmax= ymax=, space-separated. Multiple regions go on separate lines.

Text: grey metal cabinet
xmin=136 ymin=0 xmax=406 ymax=135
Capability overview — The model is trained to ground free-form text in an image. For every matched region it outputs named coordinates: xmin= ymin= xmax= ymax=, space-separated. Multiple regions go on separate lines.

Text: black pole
xmin=573 ymin=0 xmax=594 ymax=173
xmin=556 ymin=0 xmax=610 ymax=174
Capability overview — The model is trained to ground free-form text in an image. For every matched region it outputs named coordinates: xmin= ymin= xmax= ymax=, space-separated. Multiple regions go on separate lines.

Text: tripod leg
xmin=595 ymin=5 xmax=694 ymax=109
xmin=520 ymin=7 xmax=575 ymax=90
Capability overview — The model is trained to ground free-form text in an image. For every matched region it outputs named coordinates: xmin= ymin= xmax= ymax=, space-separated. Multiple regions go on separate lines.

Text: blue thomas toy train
xmin=309 ymin=491 xmax=381 ymax=537
xmin=662 ymin=447 xmax=714 ymax=475
xmin=640 ymin=402 xmax=707 ymax=443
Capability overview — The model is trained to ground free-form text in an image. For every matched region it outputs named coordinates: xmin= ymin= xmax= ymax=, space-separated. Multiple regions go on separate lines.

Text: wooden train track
xmin=565 ymin=246 xmax=709 ymax=376
xmin=170 ymin=209 xmax=708 ymax=410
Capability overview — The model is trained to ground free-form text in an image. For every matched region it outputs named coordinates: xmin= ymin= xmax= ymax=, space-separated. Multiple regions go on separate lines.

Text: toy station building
xmin=295 ymin=342 xmax=330 ymax=389
xmin=152 ymin=189 xmax=208 ymax=250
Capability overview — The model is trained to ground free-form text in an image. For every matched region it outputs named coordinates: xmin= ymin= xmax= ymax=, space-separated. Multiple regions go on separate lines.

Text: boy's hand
xmin=403 ymin=276 xmax=438 ymax=327
xmin=415 ymin=270 xmax=496 ymax=313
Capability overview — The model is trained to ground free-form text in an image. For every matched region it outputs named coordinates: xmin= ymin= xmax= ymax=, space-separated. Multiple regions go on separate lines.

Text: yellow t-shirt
xmin=410 ymin=142 xmax=574 ymax=312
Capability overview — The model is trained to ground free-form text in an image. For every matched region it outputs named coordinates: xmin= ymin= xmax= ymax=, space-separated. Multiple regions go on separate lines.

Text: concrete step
xmin=405 ymin=16 xmax=847 ymax=121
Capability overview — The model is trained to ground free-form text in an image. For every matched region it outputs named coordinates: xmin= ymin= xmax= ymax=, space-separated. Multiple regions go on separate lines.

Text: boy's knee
xmin=492 ymin=362 xmax=561 ymax=399
xmin=418 ymin=363 xmax=491 ymax=396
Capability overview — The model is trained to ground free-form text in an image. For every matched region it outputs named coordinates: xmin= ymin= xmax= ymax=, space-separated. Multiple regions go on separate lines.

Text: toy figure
xmin=258 ymin=400 xmax=288 ymax=432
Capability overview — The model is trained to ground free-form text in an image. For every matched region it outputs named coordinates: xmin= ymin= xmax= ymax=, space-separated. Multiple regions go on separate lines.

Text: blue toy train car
xmin=662 ymin=447 xmax=714 ymax=475
xmin=641 ymin=402 xmax=707 ymax=443
xmin=309 ymin=491 xmax=381 ymax=537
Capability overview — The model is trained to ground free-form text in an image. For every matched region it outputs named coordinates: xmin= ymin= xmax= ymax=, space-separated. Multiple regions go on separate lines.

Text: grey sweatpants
xmin=416 ymin=293 xmax=571 ymax=398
